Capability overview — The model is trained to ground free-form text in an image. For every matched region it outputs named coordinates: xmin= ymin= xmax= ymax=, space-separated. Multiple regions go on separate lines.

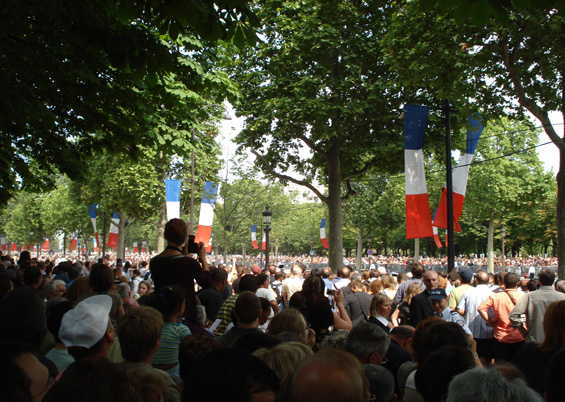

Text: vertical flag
xmin=133 ymin=242 xmax=139 ymax=253
xmin=142 ymin=240 xmax=147 ymax=253
xmin=71 ymin=238 xmax=77 ymax=251
xmin=165 ymin=179 xmax=181 ymax=221
xmin=194 ymin=182 xmax=217 ymax=247
xmin=261 ymin=232 xmax=266 ymax=251
xmin=432 ymin=209 xmax=443 ymax=248
xmin=404 ymin=104 xmax=434 ymax=239
xmin=320 ymin=219 xmax=329 ymax=249
xmin=433 ymin=115 xmax=484 ymax=232
xmin=92 ymin=238 xmax=97 ymax=251
xmin=251 ymin=225 xmax=259 ymax=249
xmin=11 ymin=243 xmax=18 ymax=252
xmin=88 ymin=205 xmax=100 ymax=249
xmin=42 ymin=240 xmax=49 ymax=250
xmin=0 ymin=235 xmax=6 ymax=252
xmin=107 ymin=212 xmax=120 ymax=249
xmin=23 ymin=244 xmax=28 ymax=251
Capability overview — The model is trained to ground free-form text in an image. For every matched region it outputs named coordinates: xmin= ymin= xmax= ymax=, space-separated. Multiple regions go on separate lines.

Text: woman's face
xmin=378 ymin=301 xmax=392 ymax=317
xmin=138 ymin=284 xmax=148 ymax=296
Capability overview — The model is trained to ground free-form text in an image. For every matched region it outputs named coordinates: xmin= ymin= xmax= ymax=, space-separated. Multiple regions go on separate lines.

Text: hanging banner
xmin=433 ymin=114 xmax=484 ymax=232
xmin=165 ymin=179 xmax=181 ymax=221
xmin=107 ymin=212 xmax=120 ymax=249
xmin=404 ymin=104 xmax=434 ymax=239
xmin=0 ymin=235 xmax=6 ymax=252
xmin=88 ymin=204 xmax=100 ymax=249
xmin=142 ymin=239 xmax=147 ymax=253
xmin=133 ymin=242 xmax=139 ymax=253
xmin=194 ymin=182 xmax=217 ymax=247
xmin=251 ymin=225 xmax=259 ymax=249
xmin=320 ymin=219 xmax=329 ymax=249
xmin=261 ymin=231 xmax=266 ymax=251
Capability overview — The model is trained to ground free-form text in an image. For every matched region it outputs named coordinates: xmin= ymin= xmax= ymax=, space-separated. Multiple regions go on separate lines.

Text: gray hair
xmin=345 ymin=322 xmax=390 ymax=359
xmin=292 ymin=265 xmax=303 ymax=276
xmin=555 ymin=280 xmax=565 ymax=294
xmin=45 ymin=279 xmax=66 ymax=295
xmin=363 ymin=364 xmax=394 ymax=402
xmin=446 ymin=367 xmax=543 ymax=402
xmin=117 ymin=282 xmax=130 ymax=299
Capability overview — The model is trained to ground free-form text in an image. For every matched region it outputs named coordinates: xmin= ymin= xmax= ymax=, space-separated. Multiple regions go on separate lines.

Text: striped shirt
xmin=457 ymin=285 xmax=494 ymax=339
xmin=152 ymin=322 xmax=191 ymax=364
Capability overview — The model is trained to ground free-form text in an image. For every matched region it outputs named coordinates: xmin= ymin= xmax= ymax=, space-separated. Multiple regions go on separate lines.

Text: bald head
xmin=423 ymin=270 xmax=439 ymax=291
xmin=290 ymin=349 xmax=368 ymax=402
xmin=475 ymin=270 xmax=489 ymax=285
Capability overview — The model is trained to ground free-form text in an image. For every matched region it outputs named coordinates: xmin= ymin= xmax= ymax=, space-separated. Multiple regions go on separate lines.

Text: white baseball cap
xmin=59 ymin=294 xmax=112 ymax=348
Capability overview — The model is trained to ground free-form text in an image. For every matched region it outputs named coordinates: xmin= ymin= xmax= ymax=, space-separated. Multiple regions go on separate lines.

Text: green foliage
xmin=0 ymin=0 xmax=255 ymax=204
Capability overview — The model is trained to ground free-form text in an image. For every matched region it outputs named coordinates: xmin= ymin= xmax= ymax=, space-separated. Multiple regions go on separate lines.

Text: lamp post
xmin=262 ymin=206 xmax=272 ymax=268
xmin=501 ymin=226 xmax=506 ymax=269
xmin=310 ymin=237 xmax=314 ymax=269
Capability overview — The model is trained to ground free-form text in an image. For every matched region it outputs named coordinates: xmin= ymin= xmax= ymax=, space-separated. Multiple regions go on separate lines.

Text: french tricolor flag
xmin=11 ymin=243 xmax=18 ymax=252
xmin=93 ymin=238 xmax=97 ymax=251
xmin=251 ymin=225 xmax=259 ymax=249
xmin=133 ymin=242 xmax=139 ymax=253
xmin=432 ymin=209 xmax=443 ymax=248
xmin=107 ymin=212 xmax=120 ymax=249
xmin=88 ymin=205 xmax=100 ymax=249
xmin=71 ymin=238 xmax=77 ymax=251
xmin=404 ymin=104 xmax=434 ymax=239
xmin=165 ymin=179 xmax=181 ymax=220
xmin=194 ymin=182 xmax=217 ymax=247
xmin=433 ymin=115 xmax=484 ymax=231
xmin=261 ymin=232 xmax=266 ymax=251
xmin=42 ymin=240 xmax=50 ymax=250
xmin=0 ymin=235 xmax=6 ymax=252
xmin=320 ymin=219 xmax=329 ymax=249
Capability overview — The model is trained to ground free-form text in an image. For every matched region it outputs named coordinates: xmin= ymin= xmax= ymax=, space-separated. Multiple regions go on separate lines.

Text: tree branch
xmin=500 ymin=42 xmax=565 ymax=151
xmin=297 ymin=134 xmax=328 ymax=159
xmin=251 ymin=149 xmax=328 ymax=202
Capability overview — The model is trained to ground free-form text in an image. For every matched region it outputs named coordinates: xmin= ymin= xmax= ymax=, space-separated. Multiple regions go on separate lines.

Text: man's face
xmin=423 ymin=272 xmax=439 ymax=291
xmin=430 ymin=298 xmax=448 ymax=314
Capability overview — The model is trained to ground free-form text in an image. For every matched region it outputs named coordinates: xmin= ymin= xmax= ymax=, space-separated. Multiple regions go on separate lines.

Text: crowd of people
xmin=0 ymin=218 xmax=564 ymax=402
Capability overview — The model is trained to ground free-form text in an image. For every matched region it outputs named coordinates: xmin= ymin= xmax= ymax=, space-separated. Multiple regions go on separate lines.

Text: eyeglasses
xmin=297 ymin=323 xmax=311 ymax=334
xmin=366 ymin=394 xmax=377 ymax=401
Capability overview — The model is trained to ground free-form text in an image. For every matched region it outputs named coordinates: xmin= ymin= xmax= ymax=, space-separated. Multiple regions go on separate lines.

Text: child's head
xmin=145 ymin=285 xmax=185 ymax=321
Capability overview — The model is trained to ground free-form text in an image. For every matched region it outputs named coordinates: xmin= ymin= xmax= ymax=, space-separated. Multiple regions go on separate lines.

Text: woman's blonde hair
xmin=381 ymin=274 xmax=397 ymax=290
xmin=370 ymin=293 xmax=392 ymax=317
xmin=369 ymin=279 xmax=383 ymax=295
xmin=404 ymin=282 xmax=422 ymax=304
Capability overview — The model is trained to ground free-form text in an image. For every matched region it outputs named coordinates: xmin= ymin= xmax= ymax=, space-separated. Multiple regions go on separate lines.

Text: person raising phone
xmin=149 ymin=218 xmax=212 ymax=327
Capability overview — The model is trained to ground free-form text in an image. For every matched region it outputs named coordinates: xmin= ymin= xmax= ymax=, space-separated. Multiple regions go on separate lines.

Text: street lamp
xmin=262 ymin=205 xmax=272 ymax=267
xmin=501 ymin=226 xmax=506 ymax=269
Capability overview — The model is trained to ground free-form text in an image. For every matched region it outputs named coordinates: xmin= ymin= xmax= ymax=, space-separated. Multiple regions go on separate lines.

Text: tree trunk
xmin=117 ymin=212 xmax=127 ymax=261
xmin=327 ymin=148 xmax=344 ymax=273
xmin=487 ymin=212 xmax=495 ymax=274
xmin=356 ymin=227 xmax=363 ymax=271
xmin=157 ymin=203 xmax=167 ymax=252
xmin=558 ymin=149 xmax=565 ymax=278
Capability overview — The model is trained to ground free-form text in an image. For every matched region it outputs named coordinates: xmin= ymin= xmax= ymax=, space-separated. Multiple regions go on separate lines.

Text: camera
xmin=186 ymin=235 xmax=198 ymax=254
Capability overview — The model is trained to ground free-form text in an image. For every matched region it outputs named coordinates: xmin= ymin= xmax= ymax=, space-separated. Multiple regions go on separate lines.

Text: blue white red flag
xmin=433 ymin=115 xmax=484 ymax=231
xmin=165 ymin=179 xmax=181 ymax=220
xmin=194 ymin=182 xmax=217 ymax=247
xmin=404 ymin=104 xmax=434 ymax=239
xmin=320 ymin=219 xmax=329 ymax=249
xmin=107 ymin=212 xmax=120 ymax=249
xmin=251 ymin=225 xmax=259 ymax=249
xmin=88 ymin=205 xmax=100 ymax=249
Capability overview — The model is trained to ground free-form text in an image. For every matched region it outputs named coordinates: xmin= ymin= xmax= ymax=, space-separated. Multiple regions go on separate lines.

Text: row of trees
xmin=2 ymin=0 xmax=561 ymax=274
xmin=1 ymin=116 xmax=555 ymax=269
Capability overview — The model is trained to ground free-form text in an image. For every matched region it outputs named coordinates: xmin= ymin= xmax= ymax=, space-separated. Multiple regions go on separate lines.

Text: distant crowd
xmin=0 ymin=218 xmax=563 ymax=402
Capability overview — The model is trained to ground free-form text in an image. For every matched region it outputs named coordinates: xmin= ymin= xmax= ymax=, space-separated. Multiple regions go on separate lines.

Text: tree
xmin=384 ymin=2 xmax=565 ymax=274
xmin=231 ymin=0 xmax=424 ymax=271
xmin=1 ymin=0 xmax=256 ymax=205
